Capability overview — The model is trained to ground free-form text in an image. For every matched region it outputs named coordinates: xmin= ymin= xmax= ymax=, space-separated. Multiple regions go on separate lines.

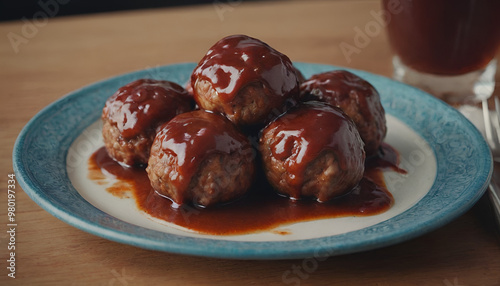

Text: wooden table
xmin=1 ymin=0 xmax=500 ymax=285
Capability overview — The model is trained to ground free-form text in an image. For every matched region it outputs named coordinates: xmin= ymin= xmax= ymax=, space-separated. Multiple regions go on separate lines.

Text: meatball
xmin=146 ymin=110 xmax=255 ymax=207
xmin=102 ymin=79 xmax=192 ymax=167
xmin=300 ymin=70 xmax=386 ymax=155
xmin=191 ymin=34 xmax=300 ymax=126
xmin=259 ymin=101 xmax=365 ymax=202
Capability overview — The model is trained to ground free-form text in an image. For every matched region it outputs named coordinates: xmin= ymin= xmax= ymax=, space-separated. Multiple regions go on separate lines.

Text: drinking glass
xmin=382 ymin=0 xmax=500 ymax=104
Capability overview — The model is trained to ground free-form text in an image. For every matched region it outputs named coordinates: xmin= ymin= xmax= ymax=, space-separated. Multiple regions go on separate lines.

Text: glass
xmin=382 ymin=0 xmax=500 ymax=104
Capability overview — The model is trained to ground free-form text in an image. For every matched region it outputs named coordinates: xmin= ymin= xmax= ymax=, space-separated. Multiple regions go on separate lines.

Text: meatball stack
xmin=147 ymin=110 xmax=255 ymax=207
xmin=259 ymin=101 xmax=365 ymax=202
xmin=191 ymin=34 xmax=300 ymax=126
xmin=300 ymin=70 xmax=386 ymax=156
xmin=101 ymin=79 xmax=193 ymax=167
xmin=101 ymin=34 xmax=387 ymax=208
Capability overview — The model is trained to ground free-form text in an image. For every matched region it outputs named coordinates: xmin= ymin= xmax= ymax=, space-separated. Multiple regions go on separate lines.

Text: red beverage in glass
xmin=383 ymin=0 xmax=500 ymax=76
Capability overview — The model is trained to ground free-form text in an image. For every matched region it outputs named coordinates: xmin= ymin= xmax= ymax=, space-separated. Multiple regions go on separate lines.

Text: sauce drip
xmin=300 ymin=70 xmax=386 ymax=156
xmin=88 ymin=142 xmax=405 ymax=235
xmin=265 ymin=102 xmax=365 ymax=198
xmin=102 ymin=79 xmax=192 ymax=138
xmin=150 ymin=110 xmax=254 ymax=198
xmin=301 ymin=70 xmax=377 ymax=103
xmin=191 ymin=34 xmax=298 ymax=103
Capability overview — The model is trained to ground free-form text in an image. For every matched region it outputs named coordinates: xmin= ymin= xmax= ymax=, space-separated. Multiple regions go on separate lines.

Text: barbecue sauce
xmin=191 ymin=34 xmax=298 ymax=103
xmin=88 ymin=143 xmax=405 ymax=235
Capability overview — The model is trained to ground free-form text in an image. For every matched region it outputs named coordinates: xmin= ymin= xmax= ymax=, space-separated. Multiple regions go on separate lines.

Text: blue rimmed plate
xmin=13 ymin=62 xmax=492 ymax=259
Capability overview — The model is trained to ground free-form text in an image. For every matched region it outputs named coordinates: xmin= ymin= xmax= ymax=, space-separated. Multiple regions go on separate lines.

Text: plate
xmin=13 ymin=62 xmax=492 ymax=259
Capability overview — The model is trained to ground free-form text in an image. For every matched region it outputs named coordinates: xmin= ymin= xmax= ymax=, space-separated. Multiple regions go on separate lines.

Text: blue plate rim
xmin=13 ymin=62 xmax=493 ymax=260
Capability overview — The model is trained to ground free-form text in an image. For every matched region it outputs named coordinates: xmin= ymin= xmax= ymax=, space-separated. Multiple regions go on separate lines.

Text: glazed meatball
xmin=259 ymin=101 xmax=365 ymax=202
xmin=300 ymin=70 xmax=386 ymax=156
xmin=146 ymin=110 xmax=255 ymax=207
xmin=102 ymin=79 xmax=192 ymax=167
xmin=191 ymin=34 xmax=300 ymax=126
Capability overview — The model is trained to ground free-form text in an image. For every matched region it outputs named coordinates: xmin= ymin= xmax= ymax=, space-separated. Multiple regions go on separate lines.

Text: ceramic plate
xmin=13 ymin=62 xmax=492 ymax=259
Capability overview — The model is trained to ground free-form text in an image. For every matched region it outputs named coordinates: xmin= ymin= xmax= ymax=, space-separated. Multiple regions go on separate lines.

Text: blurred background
xmin=0 ymin=0 xmax=261 ymax=21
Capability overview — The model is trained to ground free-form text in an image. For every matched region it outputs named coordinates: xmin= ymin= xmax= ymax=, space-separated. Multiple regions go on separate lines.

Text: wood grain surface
xmin=1 ymin=0 xmax=499 ymax=285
